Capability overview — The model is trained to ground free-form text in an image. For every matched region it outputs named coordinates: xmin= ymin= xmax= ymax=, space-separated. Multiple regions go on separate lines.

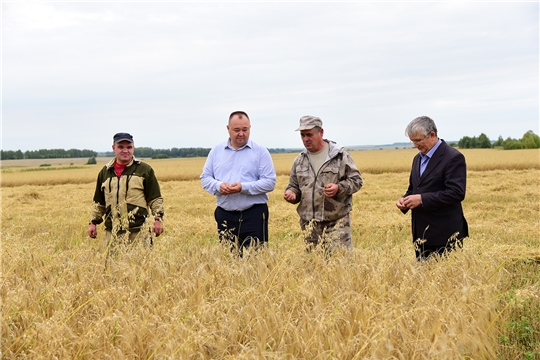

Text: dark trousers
xmin=415 ymin=239 xmax=463 ymax=261
xmin=215 ymin=203 xmax=269 ymax=254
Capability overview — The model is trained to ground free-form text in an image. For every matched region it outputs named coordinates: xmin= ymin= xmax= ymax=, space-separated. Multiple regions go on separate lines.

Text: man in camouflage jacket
xmin=88 ymin=132 xmax=164 ymax=246
xmin=284 ymin=116 xmax=363 ymax=251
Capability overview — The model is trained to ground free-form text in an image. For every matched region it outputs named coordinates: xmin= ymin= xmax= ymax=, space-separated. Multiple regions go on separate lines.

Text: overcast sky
xmin=2 ymin=2 xmax=538 ymax=152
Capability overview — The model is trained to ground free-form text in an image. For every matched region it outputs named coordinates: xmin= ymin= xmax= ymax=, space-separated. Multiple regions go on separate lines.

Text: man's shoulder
xmin=328 ymin=141 xmax=356 ymax=162
xmin=438 ymin=140 xmax=464 ymax=157
xmin=293 ymin=148 xmax=307 ymax=157
xmin=129 ymin=159 xmax=155 ymax=174
xmin=208 ymin=140 xmax=229 ymax=154
xmin=96 ymin=165 xmax=110 ymax=180
xmin=98 ymin=161 xmax=113 ymax=174
xmin=136 ymin=160 xmax=151 ymax=167
xmin=246 ymin=140 xmax=273 ymax=158
xmin=327 ymin=139 xmax=345 ymax=154
xmin=246 ymin=139 xmax=268 ymax=150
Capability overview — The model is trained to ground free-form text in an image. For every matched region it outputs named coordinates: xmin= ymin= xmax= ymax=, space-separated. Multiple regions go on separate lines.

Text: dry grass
xmin=1 ymin=149 xmax=539 ymax=359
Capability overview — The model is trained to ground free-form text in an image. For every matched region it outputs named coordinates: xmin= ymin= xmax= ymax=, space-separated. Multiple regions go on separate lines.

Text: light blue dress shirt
xmin=200 ymin=139 xmax=277 ymax=211
xmin=419 ymin=139 xmax=442 ymax=176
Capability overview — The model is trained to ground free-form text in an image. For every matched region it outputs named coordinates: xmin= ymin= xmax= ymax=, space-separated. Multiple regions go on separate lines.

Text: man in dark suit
xmin=396 ymin=116 xmax=469 ymax=260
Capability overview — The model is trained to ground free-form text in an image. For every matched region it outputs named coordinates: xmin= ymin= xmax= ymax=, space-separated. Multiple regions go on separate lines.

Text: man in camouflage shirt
xmin=284 ymin=116 xmax=363 ymax=252
xmin=88 ymin=132 xmax=164 ymax=247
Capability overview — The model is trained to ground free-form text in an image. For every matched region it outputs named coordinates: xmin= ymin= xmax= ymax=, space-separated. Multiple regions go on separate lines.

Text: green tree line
xmin=0 ymin=148 xmax=98 ymax=160
xmin=4 ymin=132 xmax=537 ymax=161
xmin=106 ymin=147 xmax=294 ymax=159
xmin=458 ymin=130 xmax=540 ymax=150
xmin=1 ymin=147 xmax=296 ymax=161
xmin=135 ymin=147 xmax=211 ymax=159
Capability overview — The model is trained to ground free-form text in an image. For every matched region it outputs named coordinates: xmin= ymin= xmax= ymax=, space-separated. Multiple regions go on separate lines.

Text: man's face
xmin=112 ymin=141 xmax=134 ymax=165
xmin=410 ymin=131 xmax=437 ymax=155
xmin=227 ymin=114 xmax=251 ymax=149
xmin=300 ymin=127 xmax=325 ymax=153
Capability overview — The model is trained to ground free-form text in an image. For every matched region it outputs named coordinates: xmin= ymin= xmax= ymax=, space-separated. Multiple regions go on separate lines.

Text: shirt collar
xmin=226 ymin=138 xmax=253 ymax=150
xmin=421 ymin=139 xmax=442 ymax=159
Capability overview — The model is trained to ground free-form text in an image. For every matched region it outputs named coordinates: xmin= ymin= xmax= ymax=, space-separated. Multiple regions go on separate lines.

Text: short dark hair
xmin=229 ymin=111 xmax=250 ymax=121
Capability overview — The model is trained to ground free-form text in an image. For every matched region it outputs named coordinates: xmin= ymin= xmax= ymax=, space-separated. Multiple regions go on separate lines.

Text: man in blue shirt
xmin=201 ymin=111 xmax=276 ymax=255
xmin=396 ymin=116 xmax=468 ymax=260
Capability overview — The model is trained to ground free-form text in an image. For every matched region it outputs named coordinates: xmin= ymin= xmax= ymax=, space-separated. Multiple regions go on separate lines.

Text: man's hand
xmin=219 ymin=182 xmax=242 ymax=195
xmin=153 ymin=220 xmax=163 ymax=236
xmin=323 ymin=183 xmax=339 ymax=198
xmin=284 ymin=189 xmax=297 ymax=203
xmin=399 ymin=195 xmax=422 ymax=210
xmin=396 ymin=197 xmax=408 ymax=210
xmin=228 ymin=182 xmax=242 ymax=193
xmin=88 ymin=224 xmax=97 ymax=238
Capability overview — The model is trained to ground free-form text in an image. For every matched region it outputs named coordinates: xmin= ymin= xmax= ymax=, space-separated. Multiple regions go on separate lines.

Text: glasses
xmin=410 ymin=133 xmax=430 ymax=144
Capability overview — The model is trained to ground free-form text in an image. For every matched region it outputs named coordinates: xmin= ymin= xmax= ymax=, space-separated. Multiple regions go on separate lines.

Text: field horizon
xmin=2 ymin=148 xmax=539 ymax=187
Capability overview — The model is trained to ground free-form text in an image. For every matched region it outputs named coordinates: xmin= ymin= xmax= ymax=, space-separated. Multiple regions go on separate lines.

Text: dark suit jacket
xmin=402 ymin=140 xmax=469 ymax=247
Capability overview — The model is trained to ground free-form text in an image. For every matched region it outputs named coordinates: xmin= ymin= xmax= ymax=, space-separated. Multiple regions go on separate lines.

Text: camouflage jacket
xmin=90 ymin=157 xmax=164 ymax=232
xmin=285 ymin=140 xmax=363 ymax=224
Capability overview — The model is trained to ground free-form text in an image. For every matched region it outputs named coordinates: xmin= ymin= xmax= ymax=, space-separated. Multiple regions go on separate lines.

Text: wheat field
xmin=1 ymin=149 xmax=539 ymax=359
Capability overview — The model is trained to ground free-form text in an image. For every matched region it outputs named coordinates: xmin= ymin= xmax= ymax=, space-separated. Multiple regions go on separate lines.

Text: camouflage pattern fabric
xmin=301 ymin=213 xmax=352 ymax=252
xmin=285 ymin=140 xmax=363 ymax=225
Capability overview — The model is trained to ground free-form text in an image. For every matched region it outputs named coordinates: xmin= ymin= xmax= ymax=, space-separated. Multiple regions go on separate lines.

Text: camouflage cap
xmin=296 ymin=115 xmax=323 ymax=131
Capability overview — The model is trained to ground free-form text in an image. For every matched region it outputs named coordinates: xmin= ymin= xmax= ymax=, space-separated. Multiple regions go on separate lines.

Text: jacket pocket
xmin=319 ymin=165 xmax=340 ymax=188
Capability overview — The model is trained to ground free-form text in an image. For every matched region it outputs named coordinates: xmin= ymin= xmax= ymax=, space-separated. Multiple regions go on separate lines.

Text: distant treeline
xmin=137 ymin=147 xmax=210 ymax=159
xmin=457 ymin=130 xmax=540 ymax=150
xmin=130 ymin=147 xmax=295 ymax=158
xmin=0 ymin=149 xmax=98 ymax=160
xmin=3 ymin=132 xmax=538 ymax=161
xmin=0 ymin=147 xmax=296 ymax=161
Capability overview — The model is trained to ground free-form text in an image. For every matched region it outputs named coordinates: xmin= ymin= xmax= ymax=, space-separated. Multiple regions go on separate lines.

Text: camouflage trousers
xmin=300 ymin=213 xmax=352 ymax=252
xmin=105 ymin=230 xmax=153 ymax=248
